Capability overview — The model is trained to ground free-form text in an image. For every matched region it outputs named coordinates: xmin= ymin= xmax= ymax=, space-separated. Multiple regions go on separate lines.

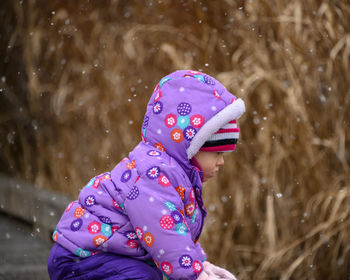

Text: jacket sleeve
xmin=53 ymin=172 xmax=132 ymax=256
xmin=124 ymin=170 xmax=206 ymax=280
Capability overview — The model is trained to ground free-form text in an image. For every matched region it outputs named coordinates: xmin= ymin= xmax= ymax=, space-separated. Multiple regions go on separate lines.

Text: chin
xmin=203 ymin=175 xmax=214 ymax=182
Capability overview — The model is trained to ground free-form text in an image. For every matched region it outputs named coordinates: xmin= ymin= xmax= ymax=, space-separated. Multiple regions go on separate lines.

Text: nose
xmin=217 ymin=154 xmax=225 ymax=166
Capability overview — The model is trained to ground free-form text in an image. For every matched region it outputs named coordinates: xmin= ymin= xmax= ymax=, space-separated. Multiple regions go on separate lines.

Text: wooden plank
xmin=0 ymin=213 xmax=51 ymax=280
xmin=0 ymin=174 xmax=72 ymax=243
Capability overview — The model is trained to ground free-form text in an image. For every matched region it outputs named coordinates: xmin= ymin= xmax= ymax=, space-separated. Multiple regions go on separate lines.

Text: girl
xmin=48 ymin=70 xmax=245 ymax=280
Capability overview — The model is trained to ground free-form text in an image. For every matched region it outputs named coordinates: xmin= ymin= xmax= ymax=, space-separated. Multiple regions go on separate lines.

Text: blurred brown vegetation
xmin=1 ymin=0 xmax=350 ymax=279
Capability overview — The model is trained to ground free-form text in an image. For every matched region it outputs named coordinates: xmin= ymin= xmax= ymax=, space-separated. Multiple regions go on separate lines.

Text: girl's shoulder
xmin=128 ymin=142 xmax=190 ymax=187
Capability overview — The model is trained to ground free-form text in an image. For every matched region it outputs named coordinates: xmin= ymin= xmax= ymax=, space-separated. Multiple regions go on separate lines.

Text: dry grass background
xmin=1 ymin=0 xmax=350 ymax=279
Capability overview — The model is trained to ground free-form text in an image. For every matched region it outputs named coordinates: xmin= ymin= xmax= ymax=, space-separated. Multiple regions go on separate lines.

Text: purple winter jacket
xmin=53 ymin=70 xmax=245 ymax=280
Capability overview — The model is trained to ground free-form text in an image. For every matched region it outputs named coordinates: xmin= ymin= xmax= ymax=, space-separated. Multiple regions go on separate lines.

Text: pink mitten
xmin=197 ymin=270 xmax=226 ymax=280
xmin=197 ymin=271 xmax=209 ymax=280
xmin=203 ymin=261 xmax=237 ymax=280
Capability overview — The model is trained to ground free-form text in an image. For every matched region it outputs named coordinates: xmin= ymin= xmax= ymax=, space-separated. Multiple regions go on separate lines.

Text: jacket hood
xmin=141 ymin=70 xmax=245 ymax=175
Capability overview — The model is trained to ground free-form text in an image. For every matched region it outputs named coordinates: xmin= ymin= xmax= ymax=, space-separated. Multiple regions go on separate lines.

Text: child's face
xmin=195 ymin=151 xmax=225 ymax=182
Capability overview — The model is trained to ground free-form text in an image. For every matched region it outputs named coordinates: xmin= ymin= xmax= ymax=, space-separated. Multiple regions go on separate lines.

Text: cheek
xmin=195 ymin=152 xmax=219 ymax=174
xmin=202 ymin=162 xmax=216 ymax=173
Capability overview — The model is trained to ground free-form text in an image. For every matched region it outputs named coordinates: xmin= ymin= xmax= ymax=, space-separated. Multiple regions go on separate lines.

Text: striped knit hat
xmin=199 ymin=120 xmax=240 ymax=152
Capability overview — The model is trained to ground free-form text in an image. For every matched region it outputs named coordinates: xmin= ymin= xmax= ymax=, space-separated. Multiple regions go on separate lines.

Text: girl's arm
xmin=124 ymin=174 xmax=206 ymax=280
